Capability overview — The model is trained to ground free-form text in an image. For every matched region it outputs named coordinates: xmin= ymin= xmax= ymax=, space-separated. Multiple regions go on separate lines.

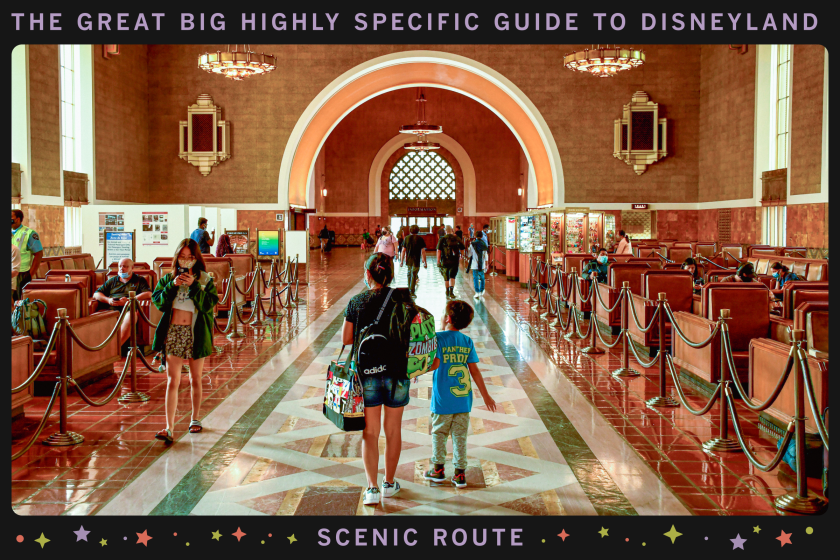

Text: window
xmin=64 ymin=206 xmax=82 ymax=246
xmin=389 ymin=151 xmax=455 ymax=200
xmin=773 ymin=45 xmax=792 ymax=170
xmin=763 ymin=206 xmax=787 ymax=246
xmin=59 ymin=45 xmax=82 ymax=172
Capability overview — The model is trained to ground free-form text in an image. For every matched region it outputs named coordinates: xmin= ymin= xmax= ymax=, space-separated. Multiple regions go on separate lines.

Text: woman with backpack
xmin=342 ymin=252 xmax=413 ymax=506
xmin=151 ymin=238 xmax=219 ymax=444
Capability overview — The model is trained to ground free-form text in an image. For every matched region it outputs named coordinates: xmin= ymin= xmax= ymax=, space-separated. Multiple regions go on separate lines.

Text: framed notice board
xmin=104 ymin=231 xmax=136 ymax=266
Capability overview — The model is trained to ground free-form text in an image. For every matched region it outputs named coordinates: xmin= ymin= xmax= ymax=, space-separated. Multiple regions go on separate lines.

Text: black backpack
xmin=355 ymin=289 xmax=406 ymax=377
xmin=439 ymin=235 xmax=462 ymax=266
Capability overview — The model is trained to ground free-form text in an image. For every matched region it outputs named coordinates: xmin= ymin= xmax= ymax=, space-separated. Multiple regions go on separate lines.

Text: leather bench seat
xmin=628 ymin=270 xmax=694 ymax=350
xmin=594 ymin=263 xmax=651 ymax=331
xmin=12 ymin=336 xmax=35 ymax=418
xmin=747 ymin=256 xmax=828 ymax=282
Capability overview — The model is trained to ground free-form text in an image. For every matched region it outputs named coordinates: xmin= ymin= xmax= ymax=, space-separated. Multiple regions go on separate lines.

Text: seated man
xmin=720 ymin=262 xmax=757 ymax=283
xmin=582 ymin=247 xmax=609 ymax=284
xmin=93 ymin=258 xmax=152 ymax=346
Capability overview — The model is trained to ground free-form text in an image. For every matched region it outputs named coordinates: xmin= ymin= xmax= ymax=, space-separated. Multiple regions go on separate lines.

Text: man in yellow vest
xmin=11 ymin=209 xmax=43 ymax=301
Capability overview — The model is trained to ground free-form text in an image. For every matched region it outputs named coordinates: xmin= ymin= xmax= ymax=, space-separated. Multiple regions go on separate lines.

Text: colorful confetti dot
xmin=174 ymin=533 xmax=178 ymax=537
xmin=186 ymin=543 xmax=190 ymax=547
xmin=15 ymin=536 xmax=23 ymax=543
xmin=806 ymin=528 xmax=814 ymax=535
xmin=705 ymin=537 xmax=709 ymax=541
xmin=268 ymin=534 xmax=272 ymax=538
xmin=642 ymin=543 xmax=646 ymax=547
xmin=262 ymin=541 xmax=266 ymax=545
xmin=625 ymin=538 xmax=629 ymax=542
xmin=123 ymin=537 xmax=127 ymax=541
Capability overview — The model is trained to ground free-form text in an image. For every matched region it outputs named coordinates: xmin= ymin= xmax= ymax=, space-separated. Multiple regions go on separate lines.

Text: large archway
xmin=278 ymin=51 xmax=564 ymax=217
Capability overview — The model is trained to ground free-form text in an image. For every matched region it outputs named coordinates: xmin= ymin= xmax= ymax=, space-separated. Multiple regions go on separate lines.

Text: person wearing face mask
xmin=11 ymin=209 xmax=43 ymax=301
xmin=342 ymin=252 xmax=413 ymax=506
xmin=151 ymin=239 xmax=219 ymax=443
xmin=769 ymin=262 xmax=800 ymax=289
xmin=93 ymin=258 xmax=152 ymax=346
xmin=720 ymin=262 xmax=757 ymax=283
xmin=583 ymin=248 xmax=610 ymax=284
xmin=681 ymin=257 xmax=704 ymax=292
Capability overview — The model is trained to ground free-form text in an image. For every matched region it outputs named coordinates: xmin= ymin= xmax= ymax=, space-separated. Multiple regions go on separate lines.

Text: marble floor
xmin=11 ymin=248 xmax=822 ymax=516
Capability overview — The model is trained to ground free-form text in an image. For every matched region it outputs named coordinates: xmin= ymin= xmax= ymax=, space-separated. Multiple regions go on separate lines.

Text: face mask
xmin=597 ymin=256 xmax=608 ymax=264
xmin=772 ymin=272 xmax=780 ymax=278
xmin=118 ymin=272 xmax=131 ymax=280
xmin=178 ymin=259 xmax=196 ymax=270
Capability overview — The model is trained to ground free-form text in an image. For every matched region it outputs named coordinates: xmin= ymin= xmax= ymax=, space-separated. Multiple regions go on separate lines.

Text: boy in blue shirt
xmin=424 ymin=300 xmax=496 ymax=488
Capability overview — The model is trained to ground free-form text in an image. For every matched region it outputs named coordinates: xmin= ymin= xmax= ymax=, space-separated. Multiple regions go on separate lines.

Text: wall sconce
xmin=517 ymin=188 xmax=523 ymax=196
xmin=322 ymin=188 xmax=328 ymax=197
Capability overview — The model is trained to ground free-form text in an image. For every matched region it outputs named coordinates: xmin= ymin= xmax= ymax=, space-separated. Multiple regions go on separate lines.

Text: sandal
xmin=155 ymin=428 xmax=173 ymax=443
xmin=189 ymin=420 xmax=203 ymax=433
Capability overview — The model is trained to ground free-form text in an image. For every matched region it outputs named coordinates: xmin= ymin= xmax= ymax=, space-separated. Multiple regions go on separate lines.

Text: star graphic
xmin=288 ymin=534 xmax=297 ymax=544
xmin=558 ymin=529 xmax=570 ymax=542
xmin=731 ymin=534 xmax=747 ymax=550
xmin=598 ymin=527 xmax=609 ymax=538
xmin=776 ymin=530 xmax=792 ymax=547
xmin=35 ymin=533 xmax=50 ymax=549
xmin=664 ymin=525 xmax=683 ymax=544
xmin=753 ymin=526 xmax=761 ymax=534
xmin=211 ymin=530 xmax=222 ymax=541
xmin=99 ymin=539 xmax=107 ymax=547
xmin=233 ymin=528 xmax=246 ymax=542
xmin=136 ymin=530 xmax=153 ymax=547
xmin=74 ymin=526 xmax=90 ymax=542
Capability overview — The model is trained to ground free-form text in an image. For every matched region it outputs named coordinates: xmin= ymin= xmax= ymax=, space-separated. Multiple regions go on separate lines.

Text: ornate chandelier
xmin=564 ymin=45 xmax=645 ymax=78
xmin=401 ymin=88 xmax=441 ymax=150
xmin=198 ymin=45 xmax=277 ymax=81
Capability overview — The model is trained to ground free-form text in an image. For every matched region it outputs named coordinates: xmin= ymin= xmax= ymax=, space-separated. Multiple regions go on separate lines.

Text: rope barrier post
xmin=647 ymin=293 xmax=679 ymax=407
xmin=563 ymin=269 xmax=585 ymax=341
xmin=548 ymin=268 xmax=565 ymax=329
xmin=531 ymin=258 xmax=543 ymax=312
xmin=266 ymin=259 xmax=282 ymax=318
xmin=774 ymin=329 xmax=828 ymax=514
xmin=612 ymin=282 xmax=640 ymax=377
xmin=702 ymin=309 xmax=741 ymax=453
xmin=118 ymin=292 xmax=150 ymax=403
xmin=294 ymin=254 xmax=304 ymax=303
xmin=250 ymin=262 xmax=270 ymax=327
xmin=580 ymin=280 xmax=604 ymax=355
xmin=540 ymin=265 xmax=558 ymax=321
xmin=42 ymin=309 xmax=84 ymax=447
xmin=489 ymin=246 xmax=498 ymax=277
xmin=227 ymin=267 xmax=245 ymax=340
xmin=525 ymin=255 xmax=537 ymax=303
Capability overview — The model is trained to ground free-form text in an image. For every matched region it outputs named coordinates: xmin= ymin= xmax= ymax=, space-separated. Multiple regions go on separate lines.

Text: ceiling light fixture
xmin=198 ymin=45 xmax=277 ymax=81
xmin=564 ymin=45 xmax=645 ymax=78
xmin=401 ymin=87 xmax=442 ymax=150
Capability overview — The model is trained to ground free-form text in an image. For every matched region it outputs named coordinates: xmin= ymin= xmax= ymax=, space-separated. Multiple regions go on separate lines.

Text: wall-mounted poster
xmin=98 ymin=212 xmax=125 ymax=245
xmin=142 ymin=212 xmax=169 ymax=246
xmin=225 ymin=230 xmax=250 ymax=254
xmin=104 ymin=231 xmax=135 ymax=265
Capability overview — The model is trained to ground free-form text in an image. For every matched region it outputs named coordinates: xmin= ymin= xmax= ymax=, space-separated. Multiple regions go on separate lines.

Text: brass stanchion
xmin=580 ymin=279 xmax=605 ymax=355
xmin=227 ymin=267 xmax=244 ymax=340
xmin=266 ymin=259 xmax=284 ymax=319
xmin=250 ymin=262 xmax=271 ymax=327
xmin=612 ymin=282 xmax=640 ymax=377
xmin=564 ymin=269 xmax=585 ymax=340
xmin=525 ymin=255 xmax=537 ymax=303
xmin=118 ymin=292 xmax=150 ymax=403
xmin=294 ymin=254 xmax=305 ymax=303
xmin=540 ymin=266 xmax=558 ymax=320
xmin=774 ymin=330 xmax=828 ymax=514
xmin=43 ymin=309 xmax=84 ymax=447
xmin=646 ymin=293 xmax=679 ymax=407
xmin=489 ymin=246 xmax=499 ymax=277
xmin=284 ymin=255 xmax=297 ymax=309
xmin=702 ymin=309 xmax=741 ymax=452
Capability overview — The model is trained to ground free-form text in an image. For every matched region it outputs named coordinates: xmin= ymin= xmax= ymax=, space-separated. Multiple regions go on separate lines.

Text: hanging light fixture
xmin=564 ymin=45 xmax=645 ymax=78
xmin=198 ymin=45 xmax=277 ymax=81
xmin=401 ymin=87 xmax=442 ymax=150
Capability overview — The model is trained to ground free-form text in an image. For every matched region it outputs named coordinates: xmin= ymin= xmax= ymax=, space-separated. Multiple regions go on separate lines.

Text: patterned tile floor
xmin=10 ymin=248 xmax=824 ymax=515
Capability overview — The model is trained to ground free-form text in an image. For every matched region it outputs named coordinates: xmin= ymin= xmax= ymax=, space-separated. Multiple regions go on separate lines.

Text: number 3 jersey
xmin=430 ymin=330 xmax=479 ymax=415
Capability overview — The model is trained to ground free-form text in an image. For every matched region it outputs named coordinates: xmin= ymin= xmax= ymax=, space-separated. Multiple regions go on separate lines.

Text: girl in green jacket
xmin=152 ymin=238 xmax=219 ymax=443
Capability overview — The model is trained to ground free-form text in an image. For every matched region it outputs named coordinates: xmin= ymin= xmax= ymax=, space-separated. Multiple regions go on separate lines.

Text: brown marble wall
xmin=657 ymin=210 xmax=699 ymax=241
xmin=730 ymin=207 xmax=762 ymax=245
xmin=28 ymin=45 xmax=61 ymax=197
xmin=787 ymin=203 xmax=828 ymax=250
xmin=697 ymin=209 xmax=719 ymax=242
xmin=698 ymin=45 xmax=755 ymax=202
xmin=20 ymin=204 xmax=64 ymax=248
xmin=790 ymin=46 xmax=825 ymax=196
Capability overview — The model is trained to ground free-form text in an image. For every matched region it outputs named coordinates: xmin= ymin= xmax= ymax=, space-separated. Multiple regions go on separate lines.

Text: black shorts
xmin=439 ymin=264 xmax=459 ymax=281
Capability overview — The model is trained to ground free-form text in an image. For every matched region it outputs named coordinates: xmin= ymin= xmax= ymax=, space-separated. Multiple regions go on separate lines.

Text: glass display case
xmin=518 ymin=214 xmax=547 ymax=254
xmin=604 ymin=214 xmax=617 ymax=252
xmin=549 ymin=212 xmax=564 ymax=264
xmin=565 ymin=211 xmax=587 ymax=253
xmin=588 ymin=212 xmax=603 ymax=253
xmin=505 ymin=217 xmax=518 ymax=250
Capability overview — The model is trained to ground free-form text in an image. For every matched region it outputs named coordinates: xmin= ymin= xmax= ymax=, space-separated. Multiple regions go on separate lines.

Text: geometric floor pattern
xmin=192 ymin=287 xmax=589 ymax=516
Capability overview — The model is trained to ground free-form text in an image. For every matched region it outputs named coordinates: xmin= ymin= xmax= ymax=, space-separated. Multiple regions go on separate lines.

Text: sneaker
xmin=381 ymin=480 xmax=401 ymax=498
xmin=474 ymin=292 xmax=481 ymax=299
xmin=363 ymin=486 xmax=381 ymax=506
xmin=423 ymin=465 xmax=446 ymax=483
xmin=452 ymin=471 xmax=467 ymax=489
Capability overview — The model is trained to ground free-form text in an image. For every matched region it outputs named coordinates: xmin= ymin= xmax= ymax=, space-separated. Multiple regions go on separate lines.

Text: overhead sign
xmin=632 ymin=203 xmax=649 ymax=210
xmin=407 ymin=207 xmax=437 ymax=217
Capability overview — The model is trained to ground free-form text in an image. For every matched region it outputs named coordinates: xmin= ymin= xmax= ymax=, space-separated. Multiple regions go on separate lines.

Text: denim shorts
xmin=362 ymin=376 xmax=410 ymax=408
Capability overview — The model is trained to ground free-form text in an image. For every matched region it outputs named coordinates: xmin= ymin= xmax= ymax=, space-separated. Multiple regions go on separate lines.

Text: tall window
xmin=774 ymin=45 xmax=792 ymax=170
xmin=60 ymin=45 xmax=82 ymax=172
xmin=389 ymin=151 xmax=455 ymax=200
xmin=763 ymin=206 xmax=787 ymax=246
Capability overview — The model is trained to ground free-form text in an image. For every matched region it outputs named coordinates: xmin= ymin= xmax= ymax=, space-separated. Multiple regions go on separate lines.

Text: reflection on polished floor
xmin=11 ymin=248 xmax=816 ymax=516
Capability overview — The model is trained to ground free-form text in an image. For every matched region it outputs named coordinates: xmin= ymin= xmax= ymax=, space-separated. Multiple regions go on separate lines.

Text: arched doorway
xmin=278 ymin=51 xmax=564 ymax=219
xmin=385 ymin=148 xmax=459 ymax=235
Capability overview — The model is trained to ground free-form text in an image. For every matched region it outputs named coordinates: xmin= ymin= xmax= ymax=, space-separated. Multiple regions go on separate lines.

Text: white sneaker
xmin=480 ymin=291 xmax=485 ymax=297
xmin=381 ymin=480 xmax=400 ymax=498
xmin=363 ymin=486 xmax=381 ymax=506
xmin=474 ymin=292 xmax=481 ymax=299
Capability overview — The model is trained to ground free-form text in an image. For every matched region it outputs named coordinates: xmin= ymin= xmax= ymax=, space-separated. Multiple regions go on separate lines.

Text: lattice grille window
xmin=389 ymin=151 xmax=455 ymax=201
xmin=718 ymin=209 xmax=732 ymax=243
